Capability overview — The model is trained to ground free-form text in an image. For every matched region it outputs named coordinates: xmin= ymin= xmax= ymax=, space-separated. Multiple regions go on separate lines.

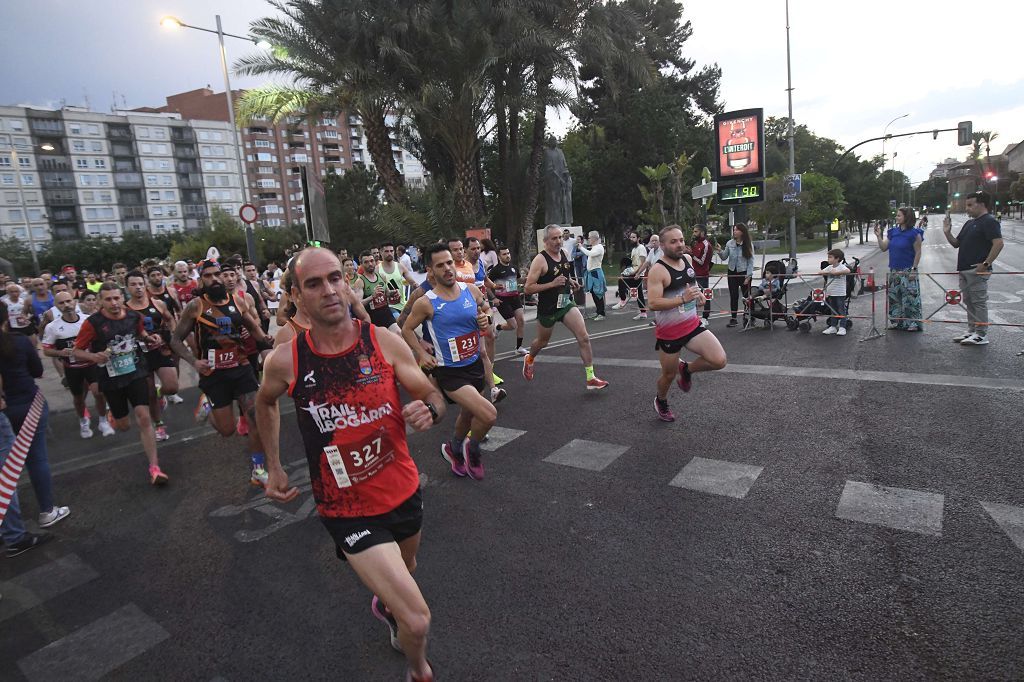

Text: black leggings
xmin=591 ymin=291 xmax=605 ymax=315
xmin=727 ymin=270 xmax=750 ymax=319
xmin=696 ymin=276 xmax=711 ymax=320
xmin=617 ymin=276 xmax=646 ymax=311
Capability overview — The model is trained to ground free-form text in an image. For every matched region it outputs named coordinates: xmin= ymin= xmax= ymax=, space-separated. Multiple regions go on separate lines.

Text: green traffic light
xmin=954 ymin=192 xmax=961 ymax=198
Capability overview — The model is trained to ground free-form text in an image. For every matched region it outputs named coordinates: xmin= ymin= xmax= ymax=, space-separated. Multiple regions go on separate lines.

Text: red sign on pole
xmin=239 ymin=204 xmax=258 ymax=224
xmin=712 ymin=108 xmax=765 ymax=183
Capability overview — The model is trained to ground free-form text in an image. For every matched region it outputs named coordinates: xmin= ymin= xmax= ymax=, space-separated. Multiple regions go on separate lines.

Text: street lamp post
xmin=784 ymin=0 xmax=798 ymax=260
xmin=160 ymin=14 xmax=264 ymax=264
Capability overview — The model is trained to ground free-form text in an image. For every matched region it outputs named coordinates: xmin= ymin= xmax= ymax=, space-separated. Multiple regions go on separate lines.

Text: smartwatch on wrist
xmin=426 ymin=402 xmax=440 ymax=424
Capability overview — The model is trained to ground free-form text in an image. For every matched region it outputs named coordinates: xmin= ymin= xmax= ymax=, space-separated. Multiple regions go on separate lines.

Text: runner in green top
xmin=377 ymin=242 xmax=417 ymax=316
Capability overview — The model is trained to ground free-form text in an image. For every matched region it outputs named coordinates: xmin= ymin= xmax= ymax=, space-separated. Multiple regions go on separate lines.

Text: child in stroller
xmin=787 ymin=251 xmax=856 ymax=332
xmin=749 ymin=258 xmax=797 ymax=328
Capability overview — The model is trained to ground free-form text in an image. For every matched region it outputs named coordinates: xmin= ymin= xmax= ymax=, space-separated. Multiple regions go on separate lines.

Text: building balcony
xmin=52 ymin=225 xmax=81 ymax=240
xmin=184 ymin=204 xmax=209 ymax=218
xmin=118 ymin=192 xmax=144 ymax=206
xmin=108 ymin=128 xmax=133 ymax=140
xmin=40 ymin=174 xmax=75 ymax=189
xmin=51 ymin=208 xmax=78 ymax=223
xmin=114 ymin=172 xmax=143 ymax=188
xmin=176 ymin=161 xmax=199 ymax=174
xmin=173 ymin=145 xmax=197 ymax=158
xmin=29 ymin=119 xmax=64 ymax=134
xmin=39 ymin=159 xmax=71 ymax=172
xmin=43 ymin=190 xmax=77 ymax=206
xmin=120 ymin=206 xmax=148 ymax=220
xmin=181 ymin=190 xmax=204 ymax=204
xmin=170 ymin=128 xmax=196 ymax=142
xmin=114 ymin=160 xmax=139 ymax=172
xmin=111 ymin=144 xmax=135 ymax=157
xmin=177 ymin=173 xmax=204 ymax=189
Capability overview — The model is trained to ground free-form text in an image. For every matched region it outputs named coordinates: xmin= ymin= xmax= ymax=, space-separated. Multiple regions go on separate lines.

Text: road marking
xmin=980 ymin=501 xmax=1024 ymax=553
xmin=835 ymin=481 xmax=944 ymax=537
xmin=17 ymin=603 xmax=170 ymax=681
xmin=528 ymin=355 xmax=1024 ymax=392
xmin=0 ymin=554 xmax=100 ymax=623
xmin=480 ymin=426 xmax=527 ymax=452
xmin=543 ymin=439 xmax=629 ymax=471
xmin=669 ymin=457 xmax=764 ymax=499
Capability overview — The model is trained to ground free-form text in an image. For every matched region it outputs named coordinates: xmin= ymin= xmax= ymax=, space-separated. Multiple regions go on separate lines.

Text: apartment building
xmin=0 ymin=104 xmax=244 ymax=247
xmin=141 ymin=88 xmax=428 ymax=228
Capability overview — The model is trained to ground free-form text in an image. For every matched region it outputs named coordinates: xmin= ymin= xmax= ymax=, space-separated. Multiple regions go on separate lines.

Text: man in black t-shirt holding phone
xmin=942 ymin=190 xmax=1003 ymax=346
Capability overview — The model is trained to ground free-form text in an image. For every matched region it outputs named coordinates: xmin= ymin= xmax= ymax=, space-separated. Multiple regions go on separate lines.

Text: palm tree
xmin=234 ymin=0 xmax=407 ymax=203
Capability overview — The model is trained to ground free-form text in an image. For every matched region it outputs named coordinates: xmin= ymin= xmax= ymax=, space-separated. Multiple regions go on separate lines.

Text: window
xmin=140 ymin=143 xmax=152 ymax=154
xmin=69 ymin=123 xmax=82 ymax=134
xmin=167 ymin=207 xmax=178 ymax=217
xmin=0 ymin=156 xmax=9 ymax=167
xmin=148 ymin=190 xmax=160 ymax=201
xmin=90 ymin=141 xmax=102 ymax=152
xmin=21 ymin=174 xmax=33 ymax=186
xmin=99 ymin=191 xmax=112 ymax=202
xmin=146 ymin=175 xmax=158 ymax=184
xmin=102 ymin=223 xmax=118 ymax=235
xmin=143 ymin=159 xmax=155 ymax=170
xmin=72 ymin=140 xmax=86 ymax=152
xmin=87 ymin=124 xmax=99 ymax=135
xmin=137 ymin=127 xmax=150 ymax=138
xmin=258 ymin=166 xmax=273 ymax=174
xmin=80 ymin=174 xmax=93 ymax=186
xmin=10 ymin=120 xmax=24 ymax=131
xmin=93 ymin=159 xmax=106 ymax=169
xmin=320 ymin=118 xmax=337 ymax=127
xmin=27 ymin=208 xmax=43 ymax=221
xmin=152 ymin=128 xmax=166 ymax=139
xmin=97 ymin=174 xmax=109 ymax=186
xmin=160 ymin=175 xmax=173 ymax=186
xmin=154 ymin=222 xmax=166 ymax=231
xmin=87 ymin=224 xmax=101 ymax=236
xmin=85 ymin=207 xmax=115 ymax=220
xmin=254 ymin=140 xmax=272 ymax=148
xmin=4 ymin=191 xmax=17 ymax=203
xmin=256 ymin=179 xmax=278 ymax=188
xmin=22 ymin=191 xmax=39 ymax=203
xmin=265 ymin=218 xmax=282 ymax=227
xmin=158 ymin=159 xmax=171 ymax=170
xmin=211 ymin=131 xmax=224 ymax=141
xmin=163 ymin=190 xmax=175 ymax=200
xmin=323 ymin=130 xmax=338 ymax=139
xmin=8 ymin=209 xmax=23 ymax=221
xmin=18 ymin=157 xmax=29 ymax=168
xmin=82 ymin=191 xmax=94 ymax=202
xmin=255 ymin=153 xmax=273 ymax=162
xmin=152 ymin=206 xmax=164 ymax=216
xmin=12 ymin=226 xmax=28 ymax=238
xmin=198 ymin=131 xmax=209 ymax=141
xmin=76 ymin=159 xmax=89 ymax=169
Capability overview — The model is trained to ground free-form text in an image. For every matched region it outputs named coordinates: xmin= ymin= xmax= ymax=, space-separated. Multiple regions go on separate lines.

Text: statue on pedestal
xmin=543 ymin=138 xmax=573 ymax=226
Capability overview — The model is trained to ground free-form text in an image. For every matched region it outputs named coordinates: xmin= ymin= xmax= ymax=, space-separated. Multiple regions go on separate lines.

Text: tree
xmin=323 ymin=164 xmax=383 ymax=252
xmin=0 ymin=236 xmax=34 ymax=276
xmin=914 ymin=177 xmax=949 ymax=211
xmin=638 ymin=163 xmax=670 ymax=227
xmin=749 ymin=171 xmax=844 ymax=241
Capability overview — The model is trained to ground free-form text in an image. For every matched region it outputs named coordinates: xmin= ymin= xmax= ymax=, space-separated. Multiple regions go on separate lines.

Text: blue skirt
xmin=584 ymin=268 xmax=607 ymax=297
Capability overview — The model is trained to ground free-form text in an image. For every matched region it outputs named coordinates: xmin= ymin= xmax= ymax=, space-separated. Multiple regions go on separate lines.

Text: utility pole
xmin=785 ymin=0 xmax=797 ymax=260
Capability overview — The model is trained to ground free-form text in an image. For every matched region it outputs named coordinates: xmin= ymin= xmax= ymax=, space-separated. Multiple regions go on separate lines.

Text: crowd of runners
xmin=1 ymin=224 xmax=730 ymax=681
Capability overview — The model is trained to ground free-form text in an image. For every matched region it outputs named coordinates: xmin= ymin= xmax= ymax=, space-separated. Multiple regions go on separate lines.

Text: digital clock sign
xmin=717 ymin=181 xmax=764 ymax=204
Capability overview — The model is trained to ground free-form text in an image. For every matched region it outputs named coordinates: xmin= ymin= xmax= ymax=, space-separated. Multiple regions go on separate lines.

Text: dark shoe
xmin=727 ymin=319 xmax=738 ymax=328
xmin=6 ymin=532 xmax=53 ymax=558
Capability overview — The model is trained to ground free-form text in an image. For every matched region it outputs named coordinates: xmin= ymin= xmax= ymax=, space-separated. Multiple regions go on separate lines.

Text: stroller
xmin=786 ymin=257 xmax=859 ymax=332
xmin=748 ymin=258 xmax=797 ymax=328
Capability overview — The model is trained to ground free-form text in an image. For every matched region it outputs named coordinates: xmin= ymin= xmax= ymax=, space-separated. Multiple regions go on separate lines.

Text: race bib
xmin=208 ymin=348 xmax=239 ymax=369
xmin=386 ymin=288 xmax=401 ymax=305
xmin=323 ymin=433 xmax=393 ymax=488
xmin=370 ymin=289 xmax=387 ymax=310
xmin=500 ymin=277 xmax=518 ymax=294
xmin=556 ymin=292 xmax=572 ymax=309
xmin=447 ymin=331 xmax=480 ymax=362
xmin=107 ymin=350 xmax=137 ymax=377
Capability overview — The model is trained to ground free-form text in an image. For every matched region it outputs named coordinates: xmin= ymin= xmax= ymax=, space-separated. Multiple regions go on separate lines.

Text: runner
xmin=450 ymin=237 xmax=505 ymax=402
xmin=522 ymin=225 xmax=609 ymax=390
xmin=170 ymin=261 xmax=199 ymax=307
xmin=356 ymin=251 xmax=401 ymax=333
xmin=257 ymin=247 xmax=443 ymax=682
xmin=488 ymin=245 xmax=528 ymax=355
xmin=377 ymin=242 xmax=417 ymax=322
xmin=147 ymin=264 xmax=185 ymax=404
xmin=40 ymin=291 xmax=114 ymax=438
xmin=646 ymin=225 xmax=728 ymax=422
xmin=125 ymin=271 xmax=179 ymax=441
xmin=73 ymin=282 xmax=169 ymax=484
xmin=169 ymin=259 xmax=274 ymax=487
xmin=242 ymin=261 xmax=273 ymax=334
xmin=402 ymin=243 xmax=496 ymax=480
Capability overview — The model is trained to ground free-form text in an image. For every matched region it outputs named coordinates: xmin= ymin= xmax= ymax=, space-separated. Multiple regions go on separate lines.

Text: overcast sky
xmin=3 ymin=0 xmax=1021 ymax=186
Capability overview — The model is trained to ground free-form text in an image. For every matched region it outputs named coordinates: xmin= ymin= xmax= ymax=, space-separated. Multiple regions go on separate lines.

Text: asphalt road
xmin=2 ymin=225 xmax=1023 ymax=680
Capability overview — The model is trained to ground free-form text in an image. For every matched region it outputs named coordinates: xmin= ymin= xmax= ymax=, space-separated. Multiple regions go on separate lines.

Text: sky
xmin=2 ymin=0 xmax=1022 ymax=187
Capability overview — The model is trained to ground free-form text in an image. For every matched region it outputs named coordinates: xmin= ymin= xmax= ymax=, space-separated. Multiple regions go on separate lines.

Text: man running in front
xmin=257 ymin=247 xmax=444 ymax=682
xmin=646 ymin=225 xmax=728 ymax=421
xmin=73 ymin=282 xmax=169 ymax=484
xmin=402 ymin=243 xmax=496 ymax=480
xmin=522 ymin=225 xmax=609 ymax=390
xmin=126 ymin=270 xmax=179 ymax=441
xmin=170 ymin=259 xmax=273 ymax=487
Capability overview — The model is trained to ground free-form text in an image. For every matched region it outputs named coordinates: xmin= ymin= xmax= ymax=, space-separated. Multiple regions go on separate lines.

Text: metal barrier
xmin=883 ymin=270 xmax=1024 ymax=332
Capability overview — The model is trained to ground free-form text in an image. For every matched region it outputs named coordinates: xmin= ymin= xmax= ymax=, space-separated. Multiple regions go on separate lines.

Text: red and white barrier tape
xmin=0 ymin=390 xmax=46 ymax=524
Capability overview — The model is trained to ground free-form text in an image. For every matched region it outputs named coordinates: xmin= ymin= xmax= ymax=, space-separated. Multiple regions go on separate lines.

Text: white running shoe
xmin=633 ymin=312 xmax=648 ymax=320
xmin=98 ymin=419 xmax=116 ymax=437
xmin=612 ymin=301 xmax=625 ymax=310
xmin=38 ymin=506 xmax=71 ymax=528
xmin=515 ymin=347 xmax=529 ymax=356
xmin=822 ymin=326 xmax=838 ymax=335
xmin=952 ymin=332 xmax=973 ymax=343
xmin=166 ymin=393 xmax=184 ymax=404
xmin=959 ymin=334 xmax=989 ymax=345
xmin=79 ymin=419 xmax=93 ymax=439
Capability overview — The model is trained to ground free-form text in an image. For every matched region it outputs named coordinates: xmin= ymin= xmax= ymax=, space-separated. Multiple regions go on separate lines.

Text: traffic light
xmin=984 ymin=171 xmax=995 ymax=180
xmin=957 ymin=121 xmax=972 ymax=146
xmin=954 ymin=192 xmax=961 ymax=198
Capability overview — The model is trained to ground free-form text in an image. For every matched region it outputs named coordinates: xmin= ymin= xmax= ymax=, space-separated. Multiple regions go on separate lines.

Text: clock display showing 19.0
xmin=717 ymin=181 xmax=764 ymax=204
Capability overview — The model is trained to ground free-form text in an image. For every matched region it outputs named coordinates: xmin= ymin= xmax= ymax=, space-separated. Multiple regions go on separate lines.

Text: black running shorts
xmin=431 ymin=357 xmax=485 ymax=404
xmin=496 ymin=296 xmax=523 ymax=321
xmin=65 ymin=365 xmax=101 ymax=397
xmin=198 ymin=364 xmax=259 ymax=409
xmin=145 ymin=349 xmax=176 ymax=371
xmin=321 ymin=488 xmax=423 ymax=562
xmin=103 ymin=376 xmax=151 ymax=420
xmin=368 ymin=306 xmax=397 ymax=328
xmin=654 ymin=325 xmax=707 ymax=355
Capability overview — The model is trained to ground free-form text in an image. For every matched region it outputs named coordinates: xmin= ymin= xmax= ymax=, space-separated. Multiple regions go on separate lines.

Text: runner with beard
xmin=170 ymin=260 xmax=199 ymax=307
xmin=73 ymin=282 xmax=169 ymax=484
xmin=646 ymin=225 xmax=728 ymax=422
xmin=170 ymin=260 xmax=274 ymax=487
xmin=448 ymin=238 xmax=504 ymax=403
xmin=487 ymin=245 xmax=528 ymax=355
xmin=356 ymin=251 xmax=401 ymax=333
xmin=146 ymin=265 xmax=184 ymax=404
xmin=402 ymin=244 xmax=496 ymax=480
xmin=41 ymin=291 xmax=115 ymax=438
xmin=257 ymin=248 xmax=444 ymax=682
xmin=125 ymin=271 xmax=178 ymax=441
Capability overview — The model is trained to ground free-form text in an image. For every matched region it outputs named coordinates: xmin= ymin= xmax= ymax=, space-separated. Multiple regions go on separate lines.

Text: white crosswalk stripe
xmin=0 ymin=553 xmax=99 ymax=623
xmin=835 ymin=481 xmax=944 ymax=537
xmin=543 ymin=439 xmax=629 ymax=471
xmin=480 ymin=426 xmax=527 ymax=452
xmin=980 ymin=501 xmax=1024 ymax=553
xmin=669 ymin=457 xmax=764 ymax=499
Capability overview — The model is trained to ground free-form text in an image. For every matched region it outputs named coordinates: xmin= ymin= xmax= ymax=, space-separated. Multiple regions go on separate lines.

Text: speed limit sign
xmin=239 ymin=203 xmax=258 ymax=224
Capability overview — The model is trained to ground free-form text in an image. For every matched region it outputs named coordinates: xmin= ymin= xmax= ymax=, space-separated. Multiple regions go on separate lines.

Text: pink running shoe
xmin=371 ymin=595 xmax=402 ymax=652
xmin=237 ymin=414 xmax=250 ymax=436
xmin=441 ymin=441 xmax=467 ymax=477
xmin=654 ymin=397 xmax=675 ymax=422
xmin=463 ymin=439 xmax=484 ymax=480
xmin=676 ymin=361 xmax=692 ymax=392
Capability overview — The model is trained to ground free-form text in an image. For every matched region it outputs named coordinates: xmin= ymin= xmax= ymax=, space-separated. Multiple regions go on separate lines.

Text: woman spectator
xmin=0 ymin=301 xmax=70 ymax=531
xmin=480 ymin=238 xmax=499 ymax=271
xmin=874 ymin=206 xmax=924 ymax=331
xmin=716 ymin=223 xmax=754 ymax=327
xmin=578 ymin=231 xmax=607 ymax=320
